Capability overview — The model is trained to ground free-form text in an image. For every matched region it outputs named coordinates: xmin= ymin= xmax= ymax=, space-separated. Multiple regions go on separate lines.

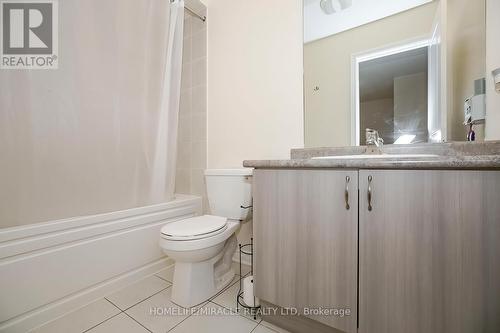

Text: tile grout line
xmin=208 ymin=300 xmax=262 ymax=325
xmin=38 ymin=267 xmax=252 ymax=333
xmin=208 ymin=274 xmax=244 ymax=301
xmin=154 ymin=268 xmax=243 ymax=302
xmin=154 ymin=274 xmax=173 ymax=284
xmin=80 ymin=311 xmax=123 ymax=333
xmin=182 ymin=299 xmax=261 ymax=333
xmin=80 ymin=298 xmax=124 ymax=333
xmin=165 ymin=302 xmax=207 ymax=333
xmin=106 ymin=285 xmax=172 ymax=312
xmin=103 ymin=297 xmax=122 ymax=310
xmin=108 ymin=280 xmax=202 ymax=333
xmin=249 ymin=324 xmax=260 ymax=333
xmin=93 ymin=268 xmax=251 ymax=333
xmin=104 ymin=290 xmax=177 ymax=333
xmin=208 ymin=273 xmax=262 ymax=322
xmin=123 ymin=311 xmax=154 ymax=333
xmin=253 ymin=322 xmax=283 ymax=333
xmin=166 ymin=312 xmax=193 ymax=332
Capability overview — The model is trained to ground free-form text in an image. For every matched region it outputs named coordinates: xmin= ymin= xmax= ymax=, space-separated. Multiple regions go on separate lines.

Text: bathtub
xmin=0 ymin=194 xmax=201 ymax=333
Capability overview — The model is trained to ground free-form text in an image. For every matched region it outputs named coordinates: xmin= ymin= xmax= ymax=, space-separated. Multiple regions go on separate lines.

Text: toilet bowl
xmin=159 ymin=168 xmax=253 ymax=308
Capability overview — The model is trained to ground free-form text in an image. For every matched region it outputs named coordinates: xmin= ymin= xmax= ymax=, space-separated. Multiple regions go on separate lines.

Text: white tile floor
xmin=31 ymin=263 xmax=290 ymax=333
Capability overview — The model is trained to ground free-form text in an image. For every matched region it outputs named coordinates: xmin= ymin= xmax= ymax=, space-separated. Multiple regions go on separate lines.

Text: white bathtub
xmin=0 ymin=195 xmax=201 ymax=333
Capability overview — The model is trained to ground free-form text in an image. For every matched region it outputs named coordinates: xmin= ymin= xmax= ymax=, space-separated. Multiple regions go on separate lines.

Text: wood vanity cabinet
xmin=253 ymin=169 xmax=358 ymax=333
xmin=253 ymin=169 xmax=500 ymax=333
xmin=358 ymin=170 xmax=500 ymax=333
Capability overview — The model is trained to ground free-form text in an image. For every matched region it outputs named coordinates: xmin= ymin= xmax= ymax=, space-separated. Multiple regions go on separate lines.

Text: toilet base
xmin=170 ymin=234 xmax=237 ymax=308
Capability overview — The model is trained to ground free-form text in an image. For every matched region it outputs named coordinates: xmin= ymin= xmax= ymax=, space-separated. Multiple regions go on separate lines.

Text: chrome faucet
xmin=366 ymin=128 xmax=384 ymax=147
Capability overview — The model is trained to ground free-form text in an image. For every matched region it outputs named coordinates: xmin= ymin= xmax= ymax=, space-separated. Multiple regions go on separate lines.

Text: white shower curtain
xmin=151 ymin=0 xmax=184 ymax=201
xmin=0 ymin=0 xmax=185 ymax=228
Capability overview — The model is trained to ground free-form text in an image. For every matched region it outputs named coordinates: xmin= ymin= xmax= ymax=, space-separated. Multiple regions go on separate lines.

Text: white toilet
xmin=159 ymin=168 xmax=253 ymax=308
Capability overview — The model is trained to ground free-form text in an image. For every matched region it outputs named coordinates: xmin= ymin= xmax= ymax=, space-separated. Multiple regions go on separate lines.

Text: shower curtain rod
xmin=171 ymin=0 xmax=206 ymax=22
xmin=185 ymin=6 xmax=206 ymax=22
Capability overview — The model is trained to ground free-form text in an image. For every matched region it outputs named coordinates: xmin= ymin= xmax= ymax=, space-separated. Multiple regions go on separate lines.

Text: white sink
xmin=312 ymin=154 xmax=439 ymax=160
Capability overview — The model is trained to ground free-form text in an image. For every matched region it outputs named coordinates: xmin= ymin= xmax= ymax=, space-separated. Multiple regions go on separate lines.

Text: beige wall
xmin=203 ymin=0 xmax=303 ymax=257
xmin=304 ymin=2 xmax=438 ymax=147
xmin=446 ymin=0 xmax=486 ymax=141
xmin=204 ymin=0 xmax=304 ymax=168
xmin=485 ymin=0 xmax=500 ymax=140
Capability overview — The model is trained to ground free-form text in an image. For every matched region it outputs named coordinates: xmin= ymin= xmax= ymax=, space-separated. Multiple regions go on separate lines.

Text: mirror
xmin=303 ymin=0 xmax=487 ymax=147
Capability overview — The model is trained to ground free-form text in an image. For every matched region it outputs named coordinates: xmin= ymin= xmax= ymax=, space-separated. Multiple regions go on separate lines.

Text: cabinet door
xmin=253 ymin=169 xmax=358 ymax=333
xmin=359 ymin=170 xmax=500 ymax=333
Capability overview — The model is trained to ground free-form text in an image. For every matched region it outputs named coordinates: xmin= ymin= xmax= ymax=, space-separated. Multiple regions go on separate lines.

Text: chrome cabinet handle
xmin=345 ymin=176 xmax=350 ymax=210
xmin=367 ymin=175 xmax=373 ymax=211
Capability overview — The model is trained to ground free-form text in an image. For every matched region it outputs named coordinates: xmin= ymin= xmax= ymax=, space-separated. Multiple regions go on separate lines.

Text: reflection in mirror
xmin=304 ymin=0 xmax=487 ymax=147
xmin=358 ymin=45 xmax=428 ymax=145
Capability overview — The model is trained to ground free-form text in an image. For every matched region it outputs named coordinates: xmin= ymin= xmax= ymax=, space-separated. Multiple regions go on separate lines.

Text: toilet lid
xmin=161 ymin=215 xmax=228 ymax=240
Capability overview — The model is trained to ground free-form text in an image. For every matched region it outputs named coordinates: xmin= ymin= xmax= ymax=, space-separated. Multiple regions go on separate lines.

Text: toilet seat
xmin=161 ymin=215 xmax=228 ymax=241
xmin=160 ymin=220 xmax=239 ymax=252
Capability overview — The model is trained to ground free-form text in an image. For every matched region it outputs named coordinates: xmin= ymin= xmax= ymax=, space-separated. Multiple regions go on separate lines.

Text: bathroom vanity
xmin=244 ymin=142 xmax=500 ymax=333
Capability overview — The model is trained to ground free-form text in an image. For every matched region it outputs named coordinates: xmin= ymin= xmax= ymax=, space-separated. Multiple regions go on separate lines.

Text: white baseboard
xmin=0 ymin=195 xmax=201 ymax=333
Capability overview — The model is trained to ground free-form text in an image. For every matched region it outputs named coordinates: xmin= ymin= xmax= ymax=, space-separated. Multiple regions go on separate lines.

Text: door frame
xmin=350 ymin=36 xmax=430 ymax=146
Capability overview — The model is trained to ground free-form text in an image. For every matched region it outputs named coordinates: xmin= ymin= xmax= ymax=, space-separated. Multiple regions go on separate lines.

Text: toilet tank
xmin=204 ymin=169 xmax=253 ymax=220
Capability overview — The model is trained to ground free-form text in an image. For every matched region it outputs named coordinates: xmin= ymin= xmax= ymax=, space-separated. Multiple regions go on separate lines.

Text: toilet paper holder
xmin=236 ymin=238 xmax=260 ymax=319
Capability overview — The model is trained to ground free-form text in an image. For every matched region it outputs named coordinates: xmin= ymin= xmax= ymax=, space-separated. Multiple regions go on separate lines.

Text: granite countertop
xmin=243 ymin=142 xmax=500 ymax=170
xmin=243 ymin=155 xmax=500 ymax=170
